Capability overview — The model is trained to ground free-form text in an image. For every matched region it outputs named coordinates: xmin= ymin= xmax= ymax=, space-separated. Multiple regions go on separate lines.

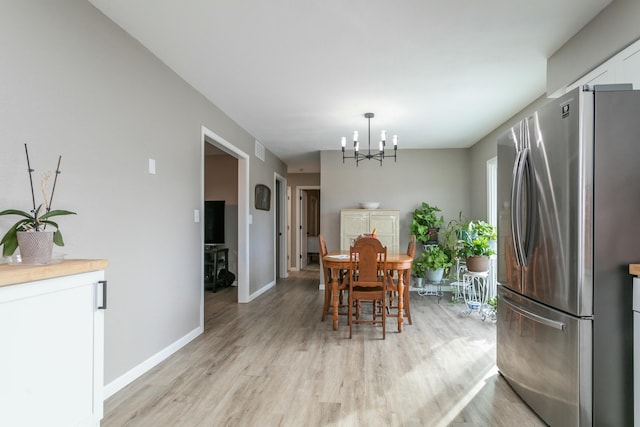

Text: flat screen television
xmin=204 ymin=200 xmax=225 ymax=245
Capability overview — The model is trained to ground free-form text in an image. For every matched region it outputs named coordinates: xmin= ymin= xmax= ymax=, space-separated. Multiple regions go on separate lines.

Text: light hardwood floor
xmin=103 ymin=266 xmax=546 ymax=427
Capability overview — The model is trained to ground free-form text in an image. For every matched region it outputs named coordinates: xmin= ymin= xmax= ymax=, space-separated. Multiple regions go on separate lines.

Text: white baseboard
xmin=248 ymin=279 xmax=276 ymax=301
xmin=103 ymin=325 xmax=203 ymax=399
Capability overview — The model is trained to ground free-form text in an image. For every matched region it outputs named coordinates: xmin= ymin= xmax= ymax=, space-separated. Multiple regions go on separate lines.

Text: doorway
xmin=201 ymin=126 xmax=250 ymax=319
xmin=296 ymin=186 xmax=320 ymax=271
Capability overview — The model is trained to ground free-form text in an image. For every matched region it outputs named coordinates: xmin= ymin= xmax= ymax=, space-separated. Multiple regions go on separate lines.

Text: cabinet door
xmin=619 ymin=43 xmax=640 ymax=90
xmin=370 ymin=210 xmax=399 ymax=252
xmin=340 ymin=211 xmax=369 ymax=250
xmin=0 ymin=272 xmax=103 ymax=427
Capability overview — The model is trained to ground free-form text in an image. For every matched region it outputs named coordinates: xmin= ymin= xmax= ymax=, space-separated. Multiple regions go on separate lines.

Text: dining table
xmin=322 ymin=250 xmax=414 ymax=332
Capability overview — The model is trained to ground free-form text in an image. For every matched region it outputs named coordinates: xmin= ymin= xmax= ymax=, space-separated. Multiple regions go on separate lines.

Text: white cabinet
xmin=0 ymin=266 xmax=106 ymax=427
xmin=561 ymin=39 xmax=640 ymax=96
xmin=619 ymin=42 xmax=640 ymax=90
xmin=634 ymin=276 xmax=640 ymax=427
xmin=340 ymin=209 xmax=400 ymax=252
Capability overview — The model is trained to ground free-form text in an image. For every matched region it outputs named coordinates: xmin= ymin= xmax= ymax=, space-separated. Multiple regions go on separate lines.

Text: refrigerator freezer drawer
xmin=497 ymin=286 xmax=592 ymax=427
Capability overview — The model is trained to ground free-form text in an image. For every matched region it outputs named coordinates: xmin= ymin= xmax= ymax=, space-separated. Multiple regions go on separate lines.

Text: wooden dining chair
xmin=348 ymin=236 xmax=390 ymax=339
xmin=319 ymin=234 xmax=348 ymax=321
xmin=387 ymin=235 xmax=415 ymax=325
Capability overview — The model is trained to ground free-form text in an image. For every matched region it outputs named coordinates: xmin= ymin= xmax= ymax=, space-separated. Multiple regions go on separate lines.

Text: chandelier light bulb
xmin=381 ymin=130 xmax=386 ymax=142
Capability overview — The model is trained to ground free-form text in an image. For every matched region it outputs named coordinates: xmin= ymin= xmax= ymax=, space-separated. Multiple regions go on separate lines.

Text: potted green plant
xmin=440 ymin=211 xmax=467 ymax=260
xmin=459 ymin=220 xmax=496 ymax=272
xmin=421 ymin=245 xmax=453 ymax=282
xmin=0 ymin=145 xmax=75 ymax=264
xmin=410 ymin=202 xmax=444 ymax=246
xmin=412 ymin=254 xmax=428 ymax=288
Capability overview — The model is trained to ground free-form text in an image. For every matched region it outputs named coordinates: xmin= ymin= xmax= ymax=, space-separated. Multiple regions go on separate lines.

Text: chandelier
xmin=341 ymin=112 xmax=398 ymax=166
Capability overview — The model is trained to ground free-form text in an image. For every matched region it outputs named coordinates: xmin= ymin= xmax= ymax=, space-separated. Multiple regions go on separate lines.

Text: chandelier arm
xmin=340 ymin=112 xmax=397 ymax=166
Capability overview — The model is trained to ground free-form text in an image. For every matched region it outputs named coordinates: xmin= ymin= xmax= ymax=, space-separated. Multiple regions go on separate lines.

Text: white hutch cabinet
xmin=340 ymin=209 xmax=400 ymax=252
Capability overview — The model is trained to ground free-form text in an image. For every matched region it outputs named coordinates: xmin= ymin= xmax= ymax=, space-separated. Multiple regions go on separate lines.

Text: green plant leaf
xmin=53 ymin=229 xmax=65 ymax=246
xmin=40 ymin=209 xmax=76 ymax=220
xmin=1 ymin=234 xmax=18 ymax=257
xmin=0 ymin=218 xmax=33 ymax=256
xmin=0 ymin=209 xmax=34 ymax=219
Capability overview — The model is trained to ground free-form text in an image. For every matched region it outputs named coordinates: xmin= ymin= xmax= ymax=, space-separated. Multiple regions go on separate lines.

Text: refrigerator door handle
xmin=521 ymin=148 xmax=537 ymax=267
xmin=503 ymin=296 xmax=566 ymax=331
xmin=512 ymin=149 xmax=527 ymax=267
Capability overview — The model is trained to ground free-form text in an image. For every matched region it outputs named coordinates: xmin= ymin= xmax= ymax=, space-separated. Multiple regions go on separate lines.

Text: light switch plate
xmin=148 ymin=158 xmax=156 ymax=174
xmin=194 ymin=209 xmax=200 ymax=223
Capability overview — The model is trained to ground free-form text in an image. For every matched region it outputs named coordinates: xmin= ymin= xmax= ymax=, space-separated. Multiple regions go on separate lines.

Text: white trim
xmin=274 ymin=173 xmax=288 ymax=280
xmin=248 ymin=280 xmax=276 ymax=301
xmin=103 ymin=326 xmax=203 ymax=399
xmin=486 ymin=156 xmax=497 ymax=228
xmin=287 ymin=186 xmax=292 ymax=271
xmin=201 ymin=126 xmax=251 ymax=304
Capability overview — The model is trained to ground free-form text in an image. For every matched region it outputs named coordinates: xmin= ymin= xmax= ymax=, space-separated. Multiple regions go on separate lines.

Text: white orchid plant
xmin=0 ymin=144 xmax=76 ymax=257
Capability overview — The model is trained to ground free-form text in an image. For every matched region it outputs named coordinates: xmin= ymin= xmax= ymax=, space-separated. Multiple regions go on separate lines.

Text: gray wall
xmin=0 ymin=0 xmax=286 ymax=387
xmin=320 ymin=149 xmax=470 ymax=253
xmin=249 ymin=152 xmax=284 ymax=291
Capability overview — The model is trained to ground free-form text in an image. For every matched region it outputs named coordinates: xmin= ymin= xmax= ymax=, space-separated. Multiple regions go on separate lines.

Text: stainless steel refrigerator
xmin=497 ymin=84 xmax=640 ymax=426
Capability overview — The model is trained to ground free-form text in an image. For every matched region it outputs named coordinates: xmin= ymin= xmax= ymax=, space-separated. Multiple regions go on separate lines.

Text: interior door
xmin=300 ymin=189 xmax=308 ymax=269
xmin=275 ymin=179 xmax=281 ymax=277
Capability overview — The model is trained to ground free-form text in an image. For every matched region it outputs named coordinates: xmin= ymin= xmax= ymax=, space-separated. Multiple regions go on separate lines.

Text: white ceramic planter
xmin=425 ymin=268 xmax=445 ymax=282
xmin=17 ymin=231 xmax=54 ymax=264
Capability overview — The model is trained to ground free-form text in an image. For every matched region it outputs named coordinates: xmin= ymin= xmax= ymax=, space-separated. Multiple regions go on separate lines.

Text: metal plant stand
xmin=461 ymin=271 xmax=495 ymax=321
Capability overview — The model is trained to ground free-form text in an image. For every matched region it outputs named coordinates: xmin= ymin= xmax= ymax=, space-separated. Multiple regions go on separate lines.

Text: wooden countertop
xmin=629 ymin=264 xmax=640 ymax=276
xmin=0 ymin=259 xmax=108 ymax=287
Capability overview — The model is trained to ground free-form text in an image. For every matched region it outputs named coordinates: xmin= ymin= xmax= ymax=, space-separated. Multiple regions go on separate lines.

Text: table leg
xmin=332 ymin=268 xmax=339 ymax=330
xmin=397 ymin=269 xmax=404 ymax=332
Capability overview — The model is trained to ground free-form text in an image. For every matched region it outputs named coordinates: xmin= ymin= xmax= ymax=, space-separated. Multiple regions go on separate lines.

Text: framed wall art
xmin=255 ymin=184 xmax=271 ymax=211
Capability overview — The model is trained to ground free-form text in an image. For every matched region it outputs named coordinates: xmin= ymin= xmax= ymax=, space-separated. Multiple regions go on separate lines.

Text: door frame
xmin=274 ymin=172 xmax=288 ymax=280
xmin=296 ymin=185 xmax=320 ymax=270
xmin=201 ymin=126 xmax=250 ymax=308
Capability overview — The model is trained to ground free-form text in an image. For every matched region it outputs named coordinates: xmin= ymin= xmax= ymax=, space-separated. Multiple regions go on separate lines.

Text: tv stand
xmin=204 ymin=246 xmax=229 ymax=292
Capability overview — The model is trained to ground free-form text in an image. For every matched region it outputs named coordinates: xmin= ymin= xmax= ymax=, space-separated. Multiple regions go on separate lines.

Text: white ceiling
xmin=88 ymin=0 xmax=613 ymax=172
